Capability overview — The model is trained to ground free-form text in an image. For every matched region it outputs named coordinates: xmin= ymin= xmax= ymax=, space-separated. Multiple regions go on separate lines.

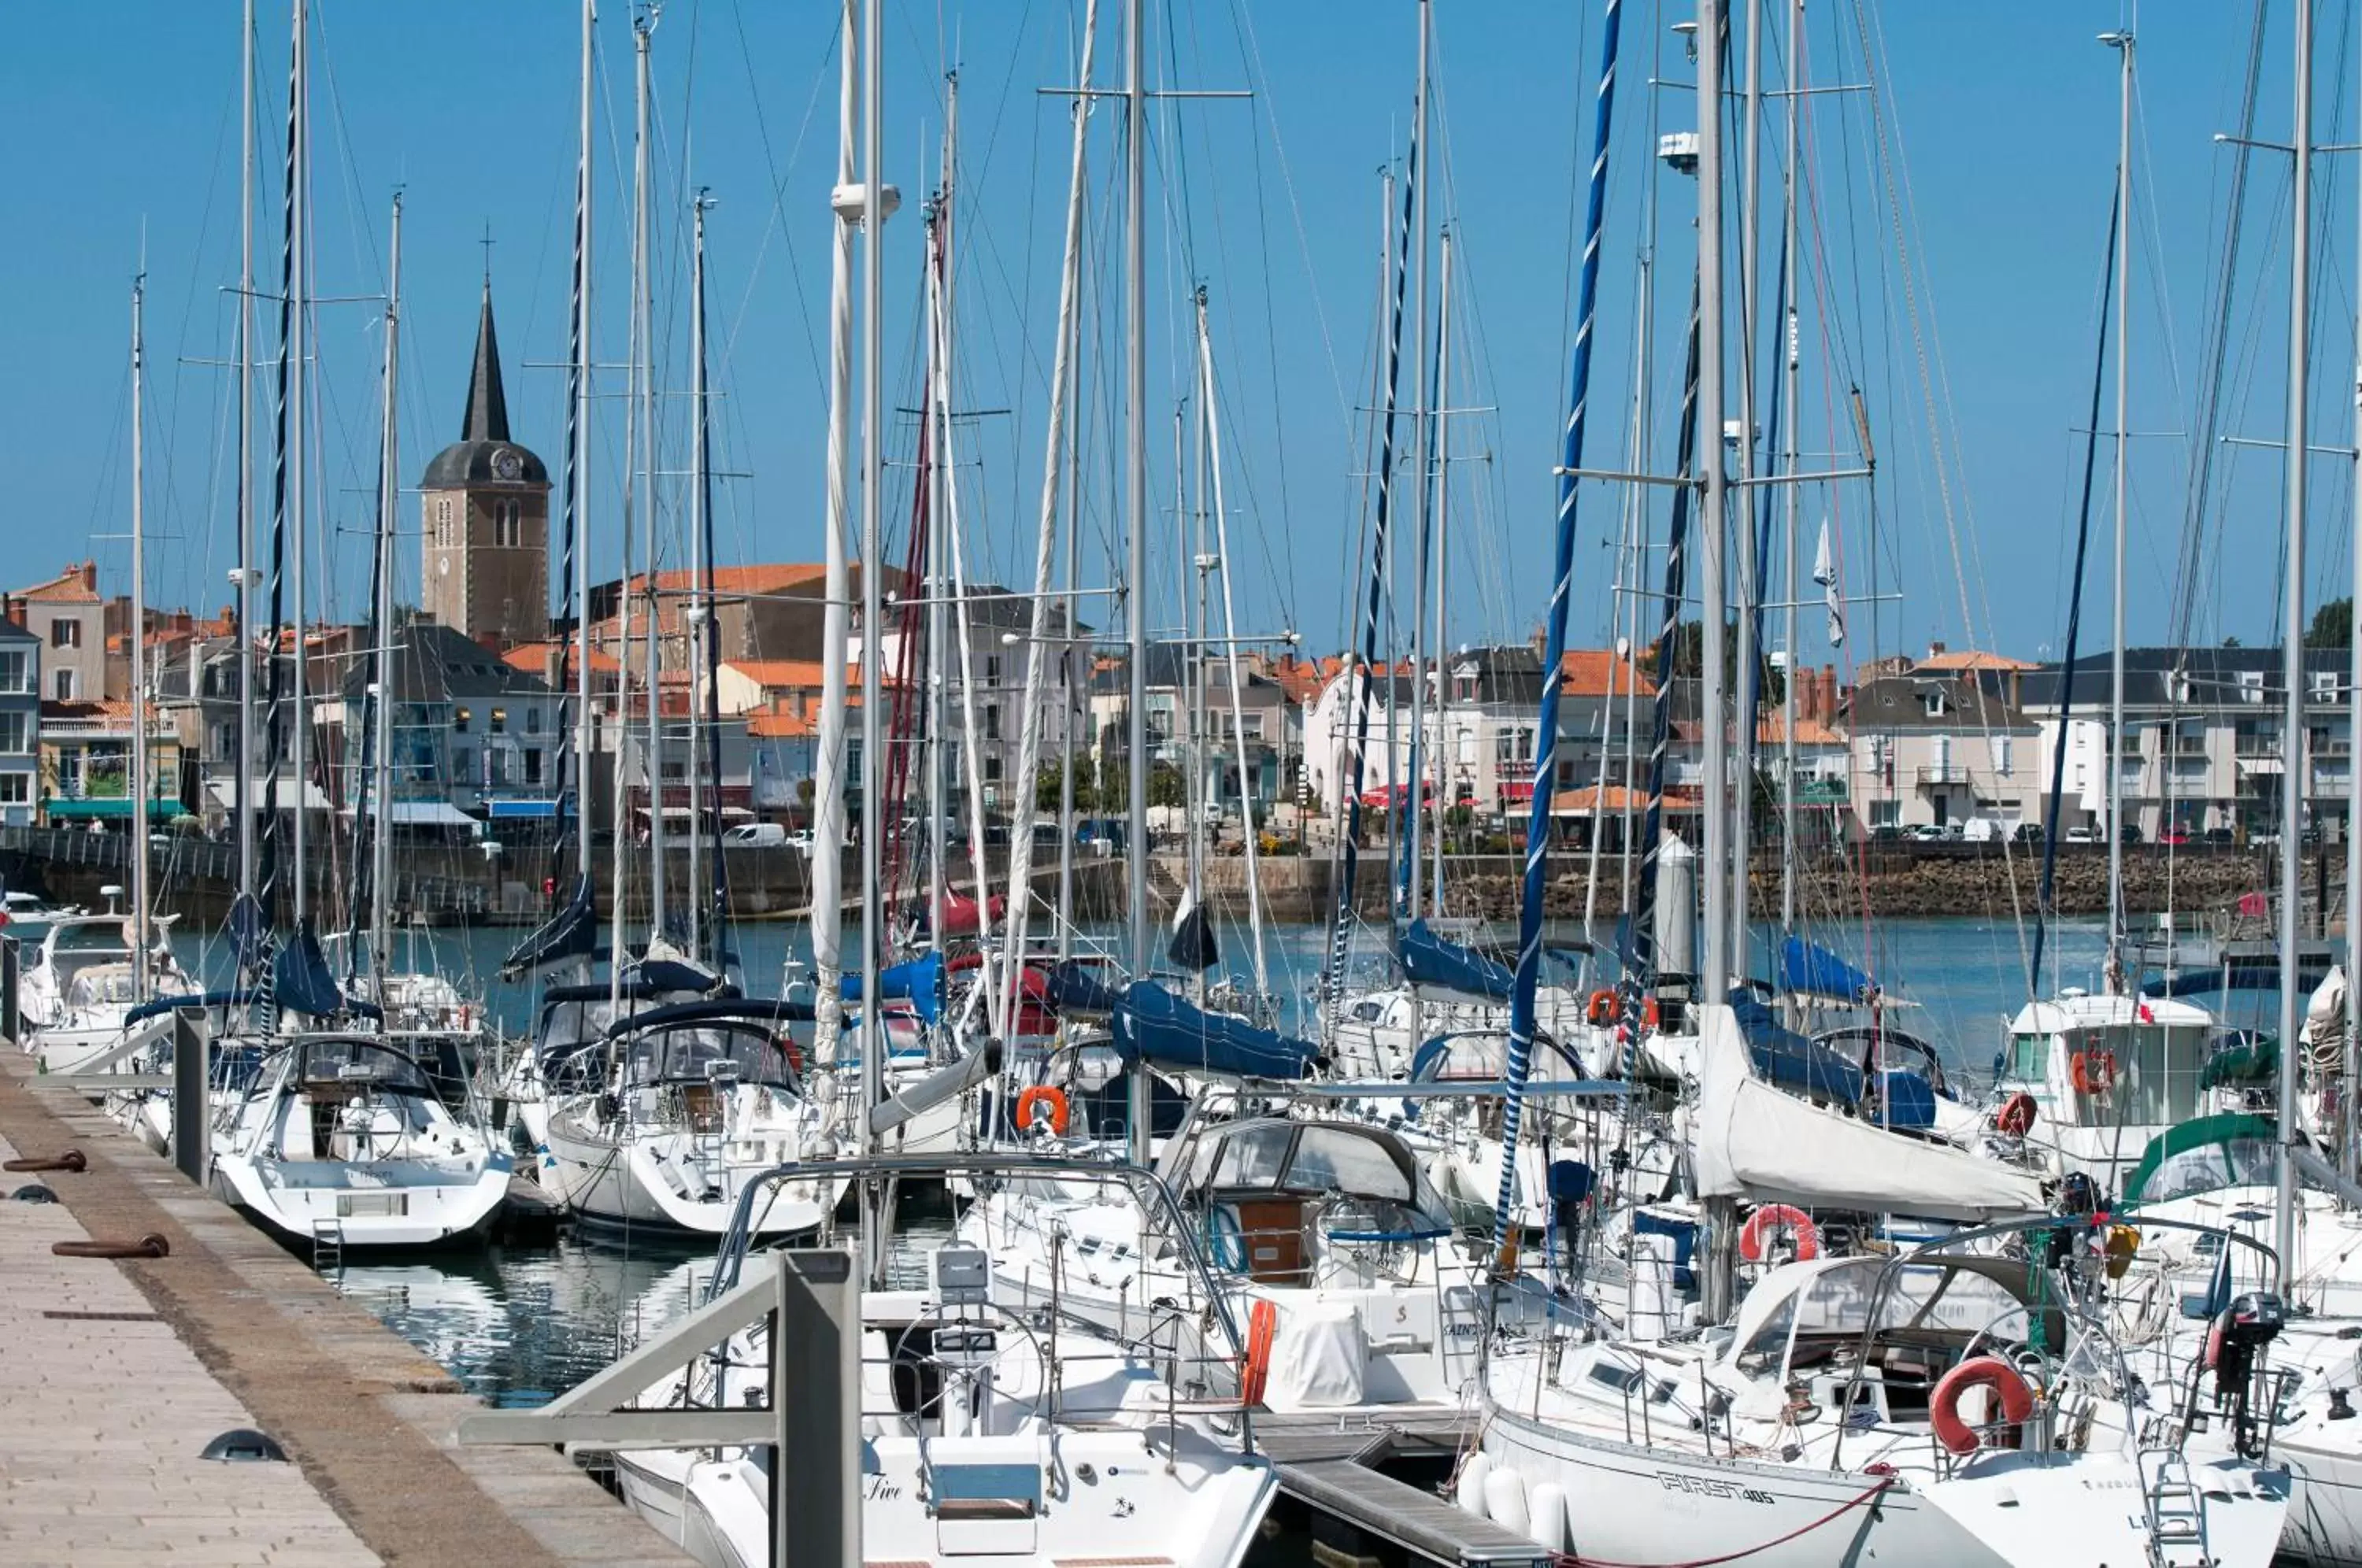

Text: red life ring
xmin=1929 ymin=1355 xmax=2034 ymax=1456
xmin=1587 ymin=989 xmax=1619 ymax=1027
xmin=1738 ymin=1204 xmax=1820 ymax=1264
xmin=1239 ymin=1298 xmax=1279 ymax=1407
xmin=1994 ymin=1092 xmax=2038 ymax=1137
xmin=2071 ymin=1049 xmax=2118 ymax=1096
xmin=1642 ymin=997 xmax=1662 ymax=1030
xmin=1013 ymin=1085 xmax=1070 ymax=1136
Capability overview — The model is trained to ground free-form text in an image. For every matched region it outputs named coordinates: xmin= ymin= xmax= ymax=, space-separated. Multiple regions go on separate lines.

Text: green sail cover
xmin=2197 ymin=1034 xmax=2279 ymax=1091
xmin=2121 ymin=1112 xmax=2279 ymax=1206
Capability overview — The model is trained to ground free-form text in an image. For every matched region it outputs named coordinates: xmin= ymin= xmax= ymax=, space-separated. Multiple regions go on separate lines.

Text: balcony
xmin=1915 ymin=764 xmax=1969 ymax=786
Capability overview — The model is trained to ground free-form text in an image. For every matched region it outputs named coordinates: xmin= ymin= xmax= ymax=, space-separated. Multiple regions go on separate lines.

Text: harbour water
xmin=290 ymin=909 xmax=2268 ymax=1408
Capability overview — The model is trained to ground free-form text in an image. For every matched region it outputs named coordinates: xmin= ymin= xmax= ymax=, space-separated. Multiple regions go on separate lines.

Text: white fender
xmin=1527 ymin=1481 xmax=1569 ymax=1554
xmin=1454 ymin=1452 xmax=1493 ymax=1518
xmin=1483 ymin=1466 xmax=1531 ymax=1538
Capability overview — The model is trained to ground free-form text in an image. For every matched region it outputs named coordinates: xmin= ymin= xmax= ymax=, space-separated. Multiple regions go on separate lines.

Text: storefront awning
xmin=340 ymin=799 xmax=480 ymax=829
xmin=205 ymin=778 xmax=331 ymax=811
xmin=487 ymin=797 xmax=570 ymax=819
xmin=45 ymin=796 xmax=179 ymax=819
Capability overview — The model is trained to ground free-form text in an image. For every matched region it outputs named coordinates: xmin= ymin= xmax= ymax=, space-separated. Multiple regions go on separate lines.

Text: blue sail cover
xmin=273 ymin=923 xmax=353 ymax=1019
xmin=838 ymin=949 xmax=945 ymax=1026
xmin=1042 ymin=961 xmax=1124 ymax=1016
xmin=228 ymin=891 xmax=271 ymax=976
xmin=1110 ymin=981 xmax=1322 ymax=1081
xmin=1778 ymin=936 xmax=1878 ymax=1002
xmin=501 ymin=875 xmax=599 ymax=980
xmin=1729 ymin=991 xmax=1864 ymax=1104
xmin=124 ymin=989 xmax=263 ymax=1027
xmin=1398 ymin=919 xmax=1514 ymax=1000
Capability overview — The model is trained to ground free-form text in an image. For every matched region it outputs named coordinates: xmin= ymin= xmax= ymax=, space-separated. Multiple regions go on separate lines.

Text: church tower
xmin=420 ymin=285 xmax=550 ymax=647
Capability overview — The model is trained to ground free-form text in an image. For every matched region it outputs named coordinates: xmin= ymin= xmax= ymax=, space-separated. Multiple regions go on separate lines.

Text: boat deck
xmin=1256 ymin=1411 xmax=1550 ymax=1568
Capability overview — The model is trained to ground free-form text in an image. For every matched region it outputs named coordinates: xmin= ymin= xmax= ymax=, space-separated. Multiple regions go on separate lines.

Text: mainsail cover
xmin=501 ymin=875 xmax=599 ymax=980
xmin=1688 ymin=1004 xmax=2042 ymax=1221
xmin=838 ymin=949 xmax=945 ymax=1026
xmin=1398 ymin=919 xmax=1513 ymax=1000
xmin=273 ymin=921 xmax=354 ymax=1020
xmin=1777 ymin=936 xmax=1877 ymax=1002
xmin=1110 ymin=980 xmax=1321 ymax=1081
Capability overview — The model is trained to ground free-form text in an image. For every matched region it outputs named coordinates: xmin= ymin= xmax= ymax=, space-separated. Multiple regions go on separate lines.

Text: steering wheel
xmin=890 ymin=1297 xmax=1048 ymax=1424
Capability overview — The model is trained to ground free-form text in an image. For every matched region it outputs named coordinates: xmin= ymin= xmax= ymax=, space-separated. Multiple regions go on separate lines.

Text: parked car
xmin=2119 ymin=824 xmax=2143 ymax=845
xmin=2203 ymin=827 xmax=2236 ymax=846
xmin=722 ymin=822 xmax=789 ymax=848
xmin=1075 ymin=817 xmax=1128 ymax=854
xmin=1907 ymin=823 xmax=1957 ymax=842
xmin=2064 ymin=825 xmax=2098 ymax=844
xmin=1869 ymin=823 xmax=1905 ymax=842
xmin=2011 ymin=822 xmax=2045 ymax=844
xmin=2158 ymin=827 xmax=2192 ymax=847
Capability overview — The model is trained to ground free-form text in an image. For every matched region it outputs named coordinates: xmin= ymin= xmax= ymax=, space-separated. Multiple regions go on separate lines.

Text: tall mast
xmin=2349 ymin=8 xmax=2362 ymax=1184
xmin=1123 ymin=0 xmax=1150 ymax=1161
xmin=632 ymin=9 xmax=663 ymax=942
xmin=1697 ymin=0 xmax=1734 ymax=1325
xmin=1405 ymin=0 xmax=1431 ymax=922
xmin=369 ymin=194 xmax=402 ymax=982
xmin=812 ymin=0 xmax=857 ymax=1060
xmin=857 ymin=0 xmax=886 ymax=1262
xmin=572 ymin=0 xmax=596 ymax=880
xmin=130 ymin=271 xmax=151 ymax=1002
xmin=2276 ymin=0 xmax=2312 ymax=1281
xmin=1778 ymin=0 xmax=1801 ymax=941
xmin=926 ymin=175 xmax=950 ymax=959
xmin=1428 ymin=227 xmax=1453 ymax=913
xmin=289 ymin=0 xmax=309 ymax=925
xmin=235 ymin=0 xmax=257 ymax=900
xmin=2104 ymin=28 xmax=2134 ymax=989
xmin=1197 ymin=290 xmax=1269 ymax=995
xmin=688 ymin=190 xmax=711 ymax=963
xmin=1731 ymin=0 xmax=1763 ymax=967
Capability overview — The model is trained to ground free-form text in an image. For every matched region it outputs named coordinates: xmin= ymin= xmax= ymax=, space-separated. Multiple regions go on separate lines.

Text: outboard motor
xmin=2212 ymin=1290 xmax=2287 ymax=1458
xmin=2045 ymin=1172 xmax=2102 ymax=1270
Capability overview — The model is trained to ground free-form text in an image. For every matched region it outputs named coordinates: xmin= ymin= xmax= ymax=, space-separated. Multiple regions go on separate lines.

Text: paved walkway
xmin=0 ymin=1127 xmax=380 ymax=1566
xmin=0 ymin=1054 xmax=692 ymax=1566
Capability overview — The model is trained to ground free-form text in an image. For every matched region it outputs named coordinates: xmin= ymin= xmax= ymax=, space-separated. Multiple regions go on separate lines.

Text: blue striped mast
xmin=1320 ymin=140 xmax=1420 ymax=1015
xmin=1493 ymin=0 xmax=1624 ymax=1264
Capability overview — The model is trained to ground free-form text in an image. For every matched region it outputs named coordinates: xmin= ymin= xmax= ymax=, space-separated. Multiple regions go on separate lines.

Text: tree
xmin=1147 ymin=762 xmax=1188 ymax=809
xmin=1653 ymin=618 xmax=1786 ymax=704
xmin=1038 ymin=754 xmax=1096 ymax=813
xmin=2307 ymin=598 xmax=2353 ymax=650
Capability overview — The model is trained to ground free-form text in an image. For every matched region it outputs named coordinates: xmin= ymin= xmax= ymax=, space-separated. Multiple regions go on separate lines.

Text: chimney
xmin=1926 ymin=639 xmax=1946 ymax=662
xmin=1529 ymin=623 xmax=1548 ymax=658
xmin=79 ymin=560 xmax=98 ymax=594
xmin=544 ymin=643 xmax=564 ymax=688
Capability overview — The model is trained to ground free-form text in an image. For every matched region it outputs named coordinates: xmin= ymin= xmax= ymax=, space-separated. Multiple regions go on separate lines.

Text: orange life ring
xmin=1738 ymin=1204 xmax=1820 ymax=1264
xmin=1587 ymin=989 xmax=1619 ymax=1027
xmin=1014 ymin=1085 xmax=1070 ymax=1136
xmin=2071 ymin=1049 xmax=2118 ymax=1096
xmin=1929 ymin=1355 xmax=2034 ymax=1456
xmin=1994 ymin=1092 xmax=2038 ymax=1137
xmin=1239 ymin=1298 xmax=1279 ymax=1407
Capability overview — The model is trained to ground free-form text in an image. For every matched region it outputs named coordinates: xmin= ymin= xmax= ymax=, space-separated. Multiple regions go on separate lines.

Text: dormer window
xmin=1920 ymin=690 xmax=1949 ymax=719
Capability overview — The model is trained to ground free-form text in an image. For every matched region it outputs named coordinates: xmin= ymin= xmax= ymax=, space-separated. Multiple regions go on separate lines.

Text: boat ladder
xmin=2139 ymin=1448 xmax=2208 ymax=1568
xmin=310 ymin=1218 xmax=346 ymax=1278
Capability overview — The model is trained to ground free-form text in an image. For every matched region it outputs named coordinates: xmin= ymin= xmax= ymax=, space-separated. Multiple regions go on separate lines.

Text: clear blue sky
xmin=0 ymin=2 xmax=2349 ymax=682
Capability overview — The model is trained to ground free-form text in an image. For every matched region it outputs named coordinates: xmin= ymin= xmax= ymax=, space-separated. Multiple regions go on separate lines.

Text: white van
xmin=723 ymin=823 xmax=788 ymax=848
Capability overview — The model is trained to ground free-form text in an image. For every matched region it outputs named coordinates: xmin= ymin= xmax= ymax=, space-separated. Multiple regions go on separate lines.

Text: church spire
xmin=461 ymin=283 xmax=511 ymax=444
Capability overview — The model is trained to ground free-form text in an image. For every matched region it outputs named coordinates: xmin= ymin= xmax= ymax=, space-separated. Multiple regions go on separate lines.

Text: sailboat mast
xmin=1731 ymin=0 xmax=1764 ymax=965
xmin=688 ymin=190 xmax=710 ymax=963
xmin=1429 ymin=228 xmax=1453 ymax=914
xmin=1697 ymin=0 xmax=1735 ymax=1325
xmin=130 ymin=272 xmax=151 ymax=1002
xmin=289 ymin=0 xmax=309 ymax=925
xmin=1405 ymin=0 xmax=1431 ymax=923
xmin=812 ymin=0 xmax=855 ymax=1061
xmin=632 ymin=11 xmax=663 ymax=941
xmin=857 ymin=0 xmax=886 ymax=1256
xmin=2276 ymin=0 xmax=2312 ymax=1281
xmin=236 ymin=0 xmax=257 ymax=899
xmin=2349 ymin=13 xmax=2362 ymax=1183
xmin=1123 ymin=0 xmax=1150 ymax=1162
xmin=573 ymin=0 xmax=596 ymax=878
xmin=2105 ymin=29 xmax=2134 ymax=986
xmin=1779 ymin=0 xmax=1801 ymax=941
xmin=369 ymin=194 xmax=402 ymax=982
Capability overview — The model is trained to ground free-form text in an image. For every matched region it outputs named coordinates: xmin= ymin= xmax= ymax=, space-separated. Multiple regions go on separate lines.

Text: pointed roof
xmin=420 ymin=282 xmax=546 ymax=491
xmin=461 ymin=285 xmax=511 ymax=444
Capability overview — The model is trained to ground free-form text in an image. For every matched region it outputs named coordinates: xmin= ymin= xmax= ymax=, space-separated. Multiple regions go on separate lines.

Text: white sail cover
xmin=1686 ymin=1004 xmax=2043 ymax=1220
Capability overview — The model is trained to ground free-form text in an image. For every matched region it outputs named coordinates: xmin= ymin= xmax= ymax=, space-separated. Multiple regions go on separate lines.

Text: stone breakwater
xmin=1145 ymin=845 xmax=2330 ymax=925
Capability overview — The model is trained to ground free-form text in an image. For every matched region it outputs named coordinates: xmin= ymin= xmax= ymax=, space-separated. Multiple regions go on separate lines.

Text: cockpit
xmin=1180 ymin=1119 xmax=1452 ymax=1285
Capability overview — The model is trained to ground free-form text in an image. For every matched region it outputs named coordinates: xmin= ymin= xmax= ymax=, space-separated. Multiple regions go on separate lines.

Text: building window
xmin=490 ymin=707 xmax=508 ymax=734
xmin=984 ymin=654 xmax=1003 ymax=686
xmin=435 ymin=497 xmax=455 ymax=547
xmin=526 ymin=708 xmax=542 ymax=734
xmin=1990 ymin=734 xmax=2012 ymax=776
xmin=50 ymin=618 xmax=80 ymax=649
xmin=984 ymin=704 xmax=1001 ymax=741
xmin=0 ymin=713 xmax=26 ymax=754
xmin=494 ymin=501 xmax=522 ymax=549
xmin=487 ymin=749 xmax=509 ymax=786
xmin=0 ymin=774 xmax=26 ymax=807
xmin=454 ymin=747 xmax=475 ymax=783
xmin=1494 ymin=726 xmax=1535 ymax=770
xmin=523 ymin=748 xmax=543 ymax=786
xmin=454 ymin=706 xmax=472 ymax=734
xmin=984 ymin=756 xmax=1003 ymax=783
xmin=52 ymin=668 xmax=74 ymax=701
xmin=1869 ymin=799 xmax=1899 ymax=827
xmin=0 ymin=651 xmax=26 ymax=694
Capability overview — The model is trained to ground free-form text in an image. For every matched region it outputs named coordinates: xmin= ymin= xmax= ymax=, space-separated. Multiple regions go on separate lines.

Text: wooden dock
xmin=1256 ymin=1412 xmax=1550 ymax=1568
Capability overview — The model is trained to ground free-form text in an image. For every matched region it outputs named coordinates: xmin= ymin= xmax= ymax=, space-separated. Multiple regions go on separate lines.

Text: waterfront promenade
xmin=0 ymin=1052 xmax=690 ymax=1566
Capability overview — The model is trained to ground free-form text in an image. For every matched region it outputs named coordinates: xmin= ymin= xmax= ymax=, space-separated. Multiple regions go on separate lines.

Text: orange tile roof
xmin=744 ymin=692 xmax=872 ymax=738
xmin=1559 ymin=649 xmax=1657 ymax=699
xmin=16 ymin=563 xmax=100 ymax=605
xmin=1913 ymin=649 xmax=2034 ymax=673
xmin=1755 ymin=716 xmax=1846 ymax=745
xmin=504 ymin=640 xmax=623 ymax=675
